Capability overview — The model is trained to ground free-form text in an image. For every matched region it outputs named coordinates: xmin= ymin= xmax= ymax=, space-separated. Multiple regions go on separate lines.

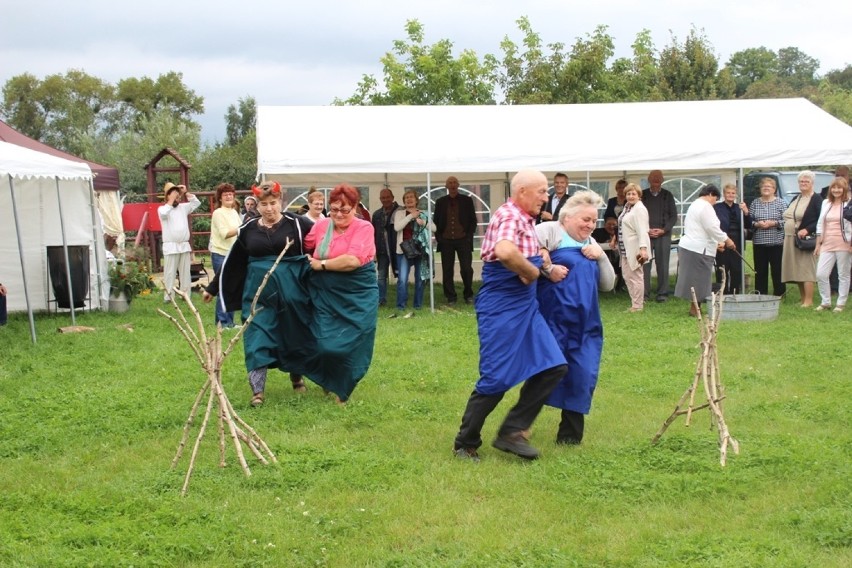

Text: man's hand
xmin=540 ymin=211 xmax=553 ymax=221
xmin=201 ymin=291 xmax=213 ymax=303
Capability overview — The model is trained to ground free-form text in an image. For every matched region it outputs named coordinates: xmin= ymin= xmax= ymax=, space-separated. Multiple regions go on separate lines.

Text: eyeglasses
xmin=330 ymin=206 xmax=353 ymax=215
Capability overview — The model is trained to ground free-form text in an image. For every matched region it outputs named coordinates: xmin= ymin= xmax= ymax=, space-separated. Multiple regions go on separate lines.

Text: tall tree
xmin=725 ymin=47 xmax=778 ymax=97
xmin=776 ymin=47 xmax=820 ymax=89
xmin=1 ymin=69 xmax=115 ymax=155
xmin=496 ymin=16 xmax=566 ymax=104
xmin=609 ymin=29 xmax=664 ymax=102
xmin=657 ymin=27 xmax=733 ymax=100
xmin=825 ymin=65 xmax=852 ymax=91
xmin=337 ymin=20 xmax=497 ymax=105
xmin=114 ymin=71 xmax=204 ymax=133
xmin=225 ymin=96 xmax=257 ymax=146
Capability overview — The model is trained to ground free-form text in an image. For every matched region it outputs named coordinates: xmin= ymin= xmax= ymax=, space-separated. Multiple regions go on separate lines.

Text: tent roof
xmin=0 ymin=119 xmax=119 ymax=190
xmin=257 ymin=98 xmax=852 ymax=177
xmin=0 ymin=140 xmax=93 ymax=180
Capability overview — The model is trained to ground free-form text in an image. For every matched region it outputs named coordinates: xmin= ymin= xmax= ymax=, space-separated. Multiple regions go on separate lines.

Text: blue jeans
xmin=211 ymin=252 xmax=235 ymax=327
xmin=396 ymin=253 xmax=424 ymax=309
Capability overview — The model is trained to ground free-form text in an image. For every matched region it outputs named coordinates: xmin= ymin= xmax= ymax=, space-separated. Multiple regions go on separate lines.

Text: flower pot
xmin=108 ymin=289 xmax=130 ymax=313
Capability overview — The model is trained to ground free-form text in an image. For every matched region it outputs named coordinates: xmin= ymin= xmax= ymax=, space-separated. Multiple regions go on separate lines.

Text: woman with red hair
xmin=304 ymin=184 xmax=379 ymax=404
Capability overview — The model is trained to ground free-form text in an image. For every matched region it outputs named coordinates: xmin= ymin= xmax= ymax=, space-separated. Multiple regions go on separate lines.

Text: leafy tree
xmin=1 ymin=69 xmax=115 ymax=155
xmin=193 ymin=130 xmax=258 ymax=191
xmin=812 ymin=81 xmax=852 ymax=126
xmin=609 ymin=29 xmax=664 ymax=101
xmin=557 ymin=25 xmax=617 ymax=103
xmin=337 ymin=20 xmax=497 ymax=105
xmin=656 ymin=27 xmax=732 ymax=100
xmin=776 ymin=47 xmax=819 ymax=89
xmin=725 ymin=47 xmax=778 ymax=96
xmin=114 ymin=71 xmax=204 ymax=133
xmin=825 ymin=65 xmax=852 ymax=90
xmin=225 ymin=96 xmax=257 ymax=146
xmin=495 ymin=16 xmax=566 ymax=104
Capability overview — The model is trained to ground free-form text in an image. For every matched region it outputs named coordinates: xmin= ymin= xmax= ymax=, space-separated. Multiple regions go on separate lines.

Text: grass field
xmin=0 ymin=280 xmax=850 ymax=567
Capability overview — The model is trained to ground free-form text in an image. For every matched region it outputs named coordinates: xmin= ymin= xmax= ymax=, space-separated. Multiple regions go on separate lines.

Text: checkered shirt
xmin=480 ymin=199 xmax=540 ymax=262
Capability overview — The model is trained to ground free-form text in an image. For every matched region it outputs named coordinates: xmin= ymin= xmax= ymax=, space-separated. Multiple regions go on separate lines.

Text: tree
xmin=825 ymin=65 xmax=852 ymax=91
xmin=337 ymin=20 xmax=497 ymax=105
xmin=225 ymin=96 xmax=257 ymax=146
xmin=1 ymin=69 xmax=115 ymax=155
xmin=657 ymin=27 xmax=733 ymax=100
xmin=725 ymin=47 xmax=778 ymax=97
xmin=776 ymin=47 xmax=819 ymax=89
xmin=609 ymin=29 xmax=664 ymax=102
xmin=495 ymin=16 xmax=566 ymax=104
xmin=114 ymin=71 xmax=204 ymax=133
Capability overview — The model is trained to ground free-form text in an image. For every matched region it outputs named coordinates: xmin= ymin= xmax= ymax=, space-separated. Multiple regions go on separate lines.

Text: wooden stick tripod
xmin=159 ymin=241 xmax=293 ymax=495
xmin=651 ymin=276 xmax=740 ymax=466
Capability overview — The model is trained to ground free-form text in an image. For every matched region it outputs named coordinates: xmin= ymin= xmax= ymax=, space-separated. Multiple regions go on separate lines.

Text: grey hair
xmin=558 ymin=190 xmax=604 ymax=222
xmin=798 ymin=170 xmax=815 ymax=182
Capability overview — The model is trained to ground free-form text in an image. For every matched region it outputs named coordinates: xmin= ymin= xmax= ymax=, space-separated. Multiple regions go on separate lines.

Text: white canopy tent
xmin=257 ymin=98 xmax=852 ymax=181
xmin=0 ymin=141 xmax=107 ymax=343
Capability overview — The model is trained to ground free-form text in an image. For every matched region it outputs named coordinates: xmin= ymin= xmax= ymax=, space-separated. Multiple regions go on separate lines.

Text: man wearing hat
xmin=158 ymin=182 xmax=201 ymax=302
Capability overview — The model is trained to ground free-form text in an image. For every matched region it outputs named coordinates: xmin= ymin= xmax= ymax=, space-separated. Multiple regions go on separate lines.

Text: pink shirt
xmin=821 ymin=204 xmax=847 ymax=252
xmin=480 ymin=199 xmax=539 ymax=262
xmin=305 ymin=217 xmax=376 ymax=265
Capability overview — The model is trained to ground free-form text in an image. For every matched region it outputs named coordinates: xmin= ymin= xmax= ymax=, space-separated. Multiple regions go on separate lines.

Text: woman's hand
xmin=548 ymin=264 xmax=569 ymax=282
xmin=636 ymin=248 xmax=649 ymax=264
xmin=725 ymin=238 xmax=735 ymax=250
xmin=581 ymin=242 xmax=603 ymax=260
xmin=202 ymin=291 xmax=213 ymax=303
xmin=797 ymin=228 xmax=809 ymax=238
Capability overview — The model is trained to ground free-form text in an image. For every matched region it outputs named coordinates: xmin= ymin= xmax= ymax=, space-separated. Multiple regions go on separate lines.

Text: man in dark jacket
xmin=372 ymin=187 xmax=400 ymax=306
xmin=642 ymin=169 xmax=678 ymax=302
xmin=537 ymin=172 xmax=570 ymax=224
xmin=434 ymin=176 xmax=478 ymax=304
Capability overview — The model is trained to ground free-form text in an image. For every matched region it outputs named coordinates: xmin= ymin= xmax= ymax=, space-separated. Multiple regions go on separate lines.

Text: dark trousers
xmin=439 ymin=238 xmax=474 ymax=302
xmin=557 ymin=410 xmax=584 ymax=444
xmin=643 ymin=233 xmax=672 ymax=297
xmin=0 ymin=293 xmax=6 ymax=326
xmin=454 ymin=364 xmax=567 ymax=450
xmin=715 ymin=248 xmax=744 ymax=294
xmin=376 ymin=253 xmax=395 ymax=304
xmin=753 ymin=244 xmax=786 ymax=296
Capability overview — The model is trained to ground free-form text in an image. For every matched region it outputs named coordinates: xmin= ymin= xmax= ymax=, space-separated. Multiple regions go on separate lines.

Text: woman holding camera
xmin=391 ymin=190 xmax=435 ymax=316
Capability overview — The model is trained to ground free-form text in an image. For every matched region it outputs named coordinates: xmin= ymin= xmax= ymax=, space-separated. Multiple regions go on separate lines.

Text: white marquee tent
xmin=257 ymin=98 xmax=852 ymax=182
xmin=0 ymin=141 xmax=107 ymax=342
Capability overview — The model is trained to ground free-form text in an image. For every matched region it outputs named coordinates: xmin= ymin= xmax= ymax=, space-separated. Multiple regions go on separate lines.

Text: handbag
xmin=400 ymin=238 xmax=424 ymax=260
xmin=794 ymin=234 xmax=816 ymax=251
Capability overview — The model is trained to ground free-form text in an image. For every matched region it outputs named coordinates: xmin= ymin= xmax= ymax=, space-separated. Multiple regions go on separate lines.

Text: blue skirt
xmin=474 ymin=258 xmax=566 ymax=396
xmin=537 ymin=247 xmax=604 ymax=414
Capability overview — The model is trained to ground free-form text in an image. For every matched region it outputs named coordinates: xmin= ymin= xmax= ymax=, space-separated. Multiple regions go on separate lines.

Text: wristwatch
xmin=321 ymin=260 xmax=327 ymax=271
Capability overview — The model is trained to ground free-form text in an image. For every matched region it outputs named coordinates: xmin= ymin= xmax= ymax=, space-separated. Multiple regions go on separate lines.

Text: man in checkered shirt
xmin=453 ymin=170 xmax=569 ymax=462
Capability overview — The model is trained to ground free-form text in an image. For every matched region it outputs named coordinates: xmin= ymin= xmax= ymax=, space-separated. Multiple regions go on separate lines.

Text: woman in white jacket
xmin=814 ymin=177 xmax=851 ymax=312
xmin=391 ymin=190 xmax=436 ymax=316
xmin=617 ymin=183 xmax=651 ymax=312
xmin=674 ymin=185 xmax=735 ymax=316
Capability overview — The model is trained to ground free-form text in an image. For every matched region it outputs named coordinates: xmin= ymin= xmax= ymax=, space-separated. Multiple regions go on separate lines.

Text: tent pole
xmin=427 ymin=172 xmax=434 ymax=313
xmin=55 ymin=177 xmax=77 ymax=326
xmin=738 ymin=167 xmax=745 ymax=293
xmin=8 ymin=175 xmax=37 ymax=343
xmin=88 ymin=179 xmax=104 ymax=310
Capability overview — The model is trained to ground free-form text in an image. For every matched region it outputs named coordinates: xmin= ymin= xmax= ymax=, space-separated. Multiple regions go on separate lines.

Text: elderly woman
xmin=392 ymin=189 xmax=435 ymax=316
xmin=617 ymin=183 xmax=651 ymax=312
xmin=675 ymin=185 xmax=735 ymax=316
xmin=781 ymin=170 xmax=821 ymax=307
xmin=745 ymin=177 xmax=786 ymax=296
xmin=203 ymin=181 xmax=314 ymax=406
xmin=304 ymin=184 xmax=378 ymax=403
xmin=303 ymin=189 xmax=326 ymax=222
xmin=242 ymin=195 xmax=260 ymax=220
xmin=536 ymin=190 xmax=615 ymax=445
xmin=814 ymin=177 xmax=852 ymax=312
xmin=714 ymin=183 xmax=749 ymax=294
xmin=208 ymin=183 xmax=242 ymax=328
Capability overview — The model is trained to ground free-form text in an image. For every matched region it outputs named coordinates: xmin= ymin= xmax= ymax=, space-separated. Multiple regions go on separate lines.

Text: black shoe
xmin=453 ymin=447 xmax=480 ymax=463
xmin=492 ymin=432 xmax=540 ymax=460
xmin=464 ymin=297 xmax=473 ymax=305
xmin=656 ymin=295 xmax=668 ymax=303
xmin=556 ymin=437 xmax=581 ymax=446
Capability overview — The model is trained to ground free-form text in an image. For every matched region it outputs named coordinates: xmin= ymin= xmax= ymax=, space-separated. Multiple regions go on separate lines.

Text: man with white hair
xmin=453 ymin=169 xmax=568 ymax=462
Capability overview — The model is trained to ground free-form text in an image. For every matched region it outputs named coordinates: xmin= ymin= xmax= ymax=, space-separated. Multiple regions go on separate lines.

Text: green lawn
xmin=0 ymin=281 xmax=849 ymax=567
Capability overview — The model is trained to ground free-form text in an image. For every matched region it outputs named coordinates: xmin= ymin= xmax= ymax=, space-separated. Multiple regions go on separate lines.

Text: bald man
xmin=434 ymin=176 xmax=478 ymax=304
xmin=453 ymin=169 xmax=568 ymax=462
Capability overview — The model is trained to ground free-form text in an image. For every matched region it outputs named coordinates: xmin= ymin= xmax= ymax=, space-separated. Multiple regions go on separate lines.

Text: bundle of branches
xmin=651 ymin=276 xmax=740 ymax=466
xmin=159 ymin=241 xmax=292 ymax=495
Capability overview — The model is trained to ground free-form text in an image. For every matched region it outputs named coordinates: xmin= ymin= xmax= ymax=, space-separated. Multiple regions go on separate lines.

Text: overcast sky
xmin=2 ymin=0 xmax=849 ymax=143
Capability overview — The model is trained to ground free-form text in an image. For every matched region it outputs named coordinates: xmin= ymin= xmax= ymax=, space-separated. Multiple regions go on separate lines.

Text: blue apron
xmin=537 ymin=247 xmax=604 ymax=414
xmin=474 ymin=257 xmax=566 ymax=396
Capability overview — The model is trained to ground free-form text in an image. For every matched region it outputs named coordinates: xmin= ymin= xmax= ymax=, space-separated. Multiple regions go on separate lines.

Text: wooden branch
xmin=171 ymin=377 xmax=211 ymax=469
xmin=181 ymin=389 xmax=216 ymax=496
xmin=158 ymin=309 xmax=206 ymax=367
